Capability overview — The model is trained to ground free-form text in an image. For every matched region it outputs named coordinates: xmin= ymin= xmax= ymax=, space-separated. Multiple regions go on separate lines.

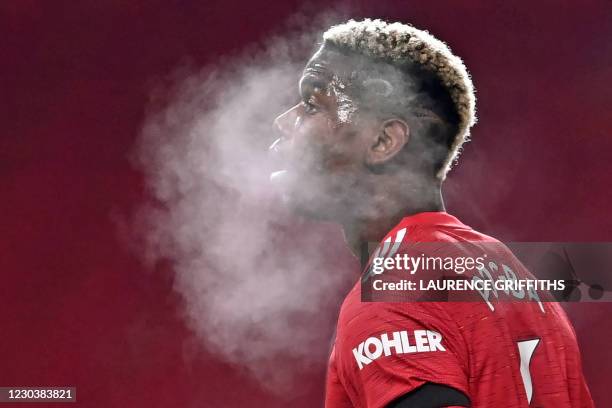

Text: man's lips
xmin=268 ymin=137 xmax=290 ymax=181
xmin=270 ymin=170 xmax=288 ymax=182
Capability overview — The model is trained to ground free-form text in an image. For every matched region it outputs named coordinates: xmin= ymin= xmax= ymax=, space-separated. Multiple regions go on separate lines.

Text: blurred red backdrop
xmin=1 ymin=1 xmax=611 ymax=406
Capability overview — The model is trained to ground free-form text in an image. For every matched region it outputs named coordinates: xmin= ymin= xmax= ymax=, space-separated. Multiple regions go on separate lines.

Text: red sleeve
xmin=325 ymin=345 xmax=353 ymax=408
xmin=337 ymin=302 xmax=469 ymax=408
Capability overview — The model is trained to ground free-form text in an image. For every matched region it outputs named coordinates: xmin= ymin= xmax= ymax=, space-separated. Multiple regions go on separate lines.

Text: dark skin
xmin=270 ymin=44 xmax=469 ymax=407
xmin=271 ymin=44 xmax=445 ymax=256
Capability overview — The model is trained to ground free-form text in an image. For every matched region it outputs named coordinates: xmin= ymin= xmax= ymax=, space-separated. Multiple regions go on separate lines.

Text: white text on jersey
xmin=352 ymin=330 xmax=445 ymax=370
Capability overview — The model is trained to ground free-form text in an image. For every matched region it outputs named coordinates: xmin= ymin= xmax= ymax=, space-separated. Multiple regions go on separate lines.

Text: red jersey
xmin=325 ymin=212 xmax=593 ymax=408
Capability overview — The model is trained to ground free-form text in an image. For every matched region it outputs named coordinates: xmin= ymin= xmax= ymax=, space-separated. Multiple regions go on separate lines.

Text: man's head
xmin=270 ymin=19 xmax=476 ymax=221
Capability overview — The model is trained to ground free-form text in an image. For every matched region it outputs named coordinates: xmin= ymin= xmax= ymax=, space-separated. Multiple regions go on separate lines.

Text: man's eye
xmin=302 ymin=101 xmax=318 ymax=115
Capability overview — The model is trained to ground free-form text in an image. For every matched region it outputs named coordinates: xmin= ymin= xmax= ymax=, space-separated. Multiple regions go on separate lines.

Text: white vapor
xmin=134 ymin=29 xmax=357 ymax=392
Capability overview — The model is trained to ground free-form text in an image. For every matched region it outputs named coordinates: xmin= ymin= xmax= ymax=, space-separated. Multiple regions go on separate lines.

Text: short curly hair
xmin=323 ymin=19 xmax=476 ymax=180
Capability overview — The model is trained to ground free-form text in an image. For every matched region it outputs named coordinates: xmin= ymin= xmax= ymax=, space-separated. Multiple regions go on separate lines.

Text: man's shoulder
xmin=336 ymin=284 xmax=454 ymax=339
xmin=409 ymin=220 xmax=497 ymax=245
xmin=384 ymin=212 xmax=498 ymax=246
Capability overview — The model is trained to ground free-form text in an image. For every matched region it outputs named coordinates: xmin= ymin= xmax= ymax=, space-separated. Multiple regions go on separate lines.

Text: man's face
xmin=269 ymin=46 xmax=374 ymax=219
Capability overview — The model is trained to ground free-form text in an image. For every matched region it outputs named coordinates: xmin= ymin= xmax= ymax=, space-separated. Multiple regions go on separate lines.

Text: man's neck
xmin=341 ymin=186 xmax=445 ymax=258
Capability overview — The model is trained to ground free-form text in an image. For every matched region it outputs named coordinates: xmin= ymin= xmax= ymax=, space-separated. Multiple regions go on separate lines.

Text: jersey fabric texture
xmin=325 ymin=212 xmax=594 ymax=408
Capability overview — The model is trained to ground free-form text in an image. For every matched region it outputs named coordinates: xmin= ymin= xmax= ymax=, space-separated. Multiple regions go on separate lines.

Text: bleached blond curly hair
xmin=323 ymin=19 xmax=476 ymax=180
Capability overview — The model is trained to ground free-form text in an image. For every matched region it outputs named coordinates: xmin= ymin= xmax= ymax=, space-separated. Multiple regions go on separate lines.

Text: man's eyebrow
xmin=303 ymin=61 xmax=329 ymax=75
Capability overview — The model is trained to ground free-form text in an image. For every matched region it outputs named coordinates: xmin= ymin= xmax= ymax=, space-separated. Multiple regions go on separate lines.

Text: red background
xmin=1 ymin=1 xmax=611 ymax=406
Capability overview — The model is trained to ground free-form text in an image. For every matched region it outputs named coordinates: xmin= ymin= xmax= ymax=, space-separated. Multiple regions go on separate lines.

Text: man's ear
xmin=365 ymin=119 xmax=410 ymax=166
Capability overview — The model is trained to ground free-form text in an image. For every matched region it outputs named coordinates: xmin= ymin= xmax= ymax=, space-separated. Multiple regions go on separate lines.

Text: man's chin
xmin=291 ymin=204 xmax=329 ymax=220
xmin=269 ymin=171 xmax=339 ymax=221
xmin=280 ymin=193 xmax=339 ymax=221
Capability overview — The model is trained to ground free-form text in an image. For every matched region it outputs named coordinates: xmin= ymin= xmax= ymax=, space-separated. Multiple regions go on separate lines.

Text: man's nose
xmin=272 ymin=105 xmax=300 ymax=141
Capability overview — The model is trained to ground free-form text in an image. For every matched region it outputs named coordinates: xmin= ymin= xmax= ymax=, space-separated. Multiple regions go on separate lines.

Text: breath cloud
xmin=134 ymin=26 xmax=356 ymax=392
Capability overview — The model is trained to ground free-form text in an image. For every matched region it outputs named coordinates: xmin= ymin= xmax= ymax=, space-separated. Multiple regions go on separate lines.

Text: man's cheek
xmin=292 ymin=119 xmax=324 ymax=150
xmin=296 ymin=140 xmax=329 ymax=173
xmin=321 ymin=138 xmax=359 ymax=171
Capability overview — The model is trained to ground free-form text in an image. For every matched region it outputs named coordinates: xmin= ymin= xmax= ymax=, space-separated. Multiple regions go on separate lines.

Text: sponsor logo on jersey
xmin=352 ymin=329 xmax=445 ymax=369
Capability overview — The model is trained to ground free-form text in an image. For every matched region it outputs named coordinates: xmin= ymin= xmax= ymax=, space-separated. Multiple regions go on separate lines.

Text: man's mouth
xmin=269 ymin=138 xmax=290 ymax=183
xmin=270 ymin=169 xmax=288 ymax=182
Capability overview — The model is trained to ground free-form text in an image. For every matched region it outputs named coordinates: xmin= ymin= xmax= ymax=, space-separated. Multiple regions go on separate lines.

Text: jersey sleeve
xmin=337 ymin=302 xmax=469 ymax=408
xmin=325 ymin=345 xmax=354 ymax=408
